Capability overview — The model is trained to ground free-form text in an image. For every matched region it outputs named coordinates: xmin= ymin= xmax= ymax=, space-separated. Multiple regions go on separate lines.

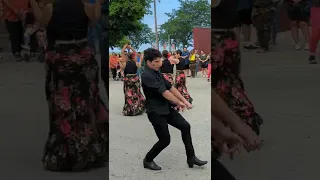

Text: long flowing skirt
xmin=43 ymin=44 xmax=109 ymax=171
xmin=162 ymin=73 xmax=174 ymax=85
xmin=122 ymin=74 xmax=145 ymax=116
xmin=175 ymin=70 xmax=193 ymax=103
xmin=211 ymin=31 xmax=263 ymax=134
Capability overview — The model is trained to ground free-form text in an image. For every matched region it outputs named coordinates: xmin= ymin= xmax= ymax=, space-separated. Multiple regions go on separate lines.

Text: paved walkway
xmin=222 ymin=32 xmax=320 ymax=180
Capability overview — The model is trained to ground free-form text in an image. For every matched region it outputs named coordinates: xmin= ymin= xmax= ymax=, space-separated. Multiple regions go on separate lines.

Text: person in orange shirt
xmin=109 ymin=52 xmax=119 ymax=80
xmin=2 ymin=0 xmax=29 ymax=61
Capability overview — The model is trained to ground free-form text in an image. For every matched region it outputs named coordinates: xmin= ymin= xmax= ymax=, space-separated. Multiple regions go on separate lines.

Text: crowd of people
xmin=109 ymin=45 xmax=211 ymax=117
xmin=233 ymin=0 xmax=320 ymax=64
xmin=110 ymin=47 xmax=211 ymax=82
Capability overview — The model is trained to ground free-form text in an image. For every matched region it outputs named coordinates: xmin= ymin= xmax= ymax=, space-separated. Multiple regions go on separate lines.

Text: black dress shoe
xmin=143 ymin=158 xmax=161 ymax=170
xmin=187 ymin=156 xmax=208 ymax=168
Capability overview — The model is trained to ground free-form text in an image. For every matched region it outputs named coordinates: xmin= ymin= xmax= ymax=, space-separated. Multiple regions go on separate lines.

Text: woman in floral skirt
xmin=120 ymin=44 xmax=145 ymax=116
xmin=211 ymin=30 xmax=263 ymax=135
xmin=30 ymin=0 xmax=108 ymax=171
xmin=172 ymin=50 xmax=193 ymax=104
xmin=160 ymin=50 xmax=174 ymax=85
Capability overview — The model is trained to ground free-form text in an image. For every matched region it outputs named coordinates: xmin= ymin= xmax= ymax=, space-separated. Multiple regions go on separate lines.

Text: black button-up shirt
xmin=141 ymin=66 xmax=172 ymax=115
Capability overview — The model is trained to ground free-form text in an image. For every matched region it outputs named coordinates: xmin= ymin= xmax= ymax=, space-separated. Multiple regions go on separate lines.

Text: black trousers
xmin=145 ymin=109 xmax=195 ymax=161
xmin=212 ymin=159 xmax=237 ymax=180
xmin=5 ymin=20 xmax=23 ymax=55
xmin=110 ymin=68 xmax=117 ymax=79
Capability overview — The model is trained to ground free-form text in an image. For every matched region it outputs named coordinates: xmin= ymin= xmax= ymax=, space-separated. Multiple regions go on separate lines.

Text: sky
xmin=109 ymin=0 xmax=180 ymax=53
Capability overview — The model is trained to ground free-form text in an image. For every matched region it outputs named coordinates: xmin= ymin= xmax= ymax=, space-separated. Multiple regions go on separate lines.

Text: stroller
xmin=21 ymin=3 xmax=47 ymax=63
xmin=21 ymin=8 xmax=37 ymax=62
xmin=115 ymin=64 xmax=123 ymax=81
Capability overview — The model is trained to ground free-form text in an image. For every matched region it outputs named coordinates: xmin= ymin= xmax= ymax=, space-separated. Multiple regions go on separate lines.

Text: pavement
xmin=0 ymin=31 xmax=320 ymax=180
xmin=222 ymin=32 xmax=320 ymax=180
xmin=109 ymin=73 xmax=211 ymax=180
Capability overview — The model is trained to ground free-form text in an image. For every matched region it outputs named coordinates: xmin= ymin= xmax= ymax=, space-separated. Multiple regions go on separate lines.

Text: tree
xmin=127 ymin=23 xmax=156 ymax=48
xmin=109 ymin=0 xmax=152 ymax=48
xmin=159 ymin=0 xmax=210 ymax=48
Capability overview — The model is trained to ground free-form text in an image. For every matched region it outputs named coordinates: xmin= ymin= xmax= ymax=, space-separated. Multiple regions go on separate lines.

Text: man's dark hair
xmin=176 ymin=50 xmax=182 ymax=56
xmin=138 ymin=52 xmax=141 ymax=54
xmin=143 ymin=48 xmax=162 ymax=62
xmin=162 ymin=50 xmax=169 ymax=58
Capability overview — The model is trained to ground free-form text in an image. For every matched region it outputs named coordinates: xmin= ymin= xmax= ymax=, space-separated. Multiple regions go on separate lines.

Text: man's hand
xmin=233 ymin=123 xmax=262 ymax=152
xmin=213 ymin=127 xmax=243 ymax=159
xmin=176 ymin=101 xmax=186 ymax=112
xmin=183 ymin=100 xmax=192 ymax=109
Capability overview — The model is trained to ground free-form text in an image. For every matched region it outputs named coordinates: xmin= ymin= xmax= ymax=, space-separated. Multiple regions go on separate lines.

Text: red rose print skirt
xmin=162 ymin=73 xmax=174 ymax=85
xmin=122 ymin=74 xmax=145 ymax=116
xmin=43 ymin=43 xmax=109 ymax=171
xmin=211 ymin=30 xmax=263 ymax=134
xmin=211 ymin=30 xmax=263 ymax=158
xmin=175 ymin=70 xmax=193 ymax=103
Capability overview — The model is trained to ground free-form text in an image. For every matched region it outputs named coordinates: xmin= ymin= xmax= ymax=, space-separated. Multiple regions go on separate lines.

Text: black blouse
xmin=124 ymin=60 xmax=137 ymax=75
xmin=160 ymin=59 xmax=174 ymax=73
xmin=211 ymin=0 xmax=239 ymax=29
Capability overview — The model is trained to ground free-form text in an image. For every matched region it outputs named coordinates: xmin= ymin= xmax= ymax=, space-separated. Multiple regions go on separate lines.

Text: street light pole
xmin=153 ymin=0 xmax=159 ymax=50
xmin=168 ymin=34 xmax=171 ymax=52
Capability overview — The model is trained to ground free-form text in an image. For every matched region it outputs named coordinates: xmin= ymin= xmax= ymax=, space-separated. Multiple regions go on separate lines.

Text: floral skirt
xmin=175 ymin=70 xmax=193 ymax=103
xmin=212 ymin=31 xmax=263 ymax=134
xmin=43 ymin=43 xmax=109 ymax=171
xmin=122 ymin=74 xmax=145 ymax=116
xmin=162 ymin=73 xmax=174 ymax=85
xmin=211 ymin=30 xmax=263 ymax=157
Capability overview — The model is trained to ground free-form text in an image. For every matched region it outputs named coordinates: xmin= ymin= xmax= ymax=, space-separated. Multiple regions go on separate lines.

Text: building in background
xmin=193 ymin=27 xmax=210 ymax=54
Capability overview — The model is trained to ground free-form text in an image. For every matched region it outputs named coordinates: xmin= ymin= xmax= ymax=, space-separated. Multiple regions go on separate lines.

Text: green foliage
xmin=159 ymin=0 xmax=211 ymax=48
xmin=128 ymin=23 xmax=156 ymax=48
xmin=109 ymin=0 xmax=152 ymax=48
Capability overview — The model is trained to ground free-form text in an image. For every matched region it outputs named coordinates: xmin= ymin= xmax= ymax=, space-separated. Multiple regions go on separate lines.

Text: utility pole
xmin=154 ymin=0 xmax=159 ymax=50
xmin=168 ymin=34 xmax=171 ymax=52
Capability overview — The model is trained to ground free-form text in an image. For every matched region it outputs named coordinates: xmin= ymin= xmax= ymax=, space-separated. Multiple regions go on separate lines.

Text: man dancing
xmin=141 ymin=48 xmax=207 ymax=170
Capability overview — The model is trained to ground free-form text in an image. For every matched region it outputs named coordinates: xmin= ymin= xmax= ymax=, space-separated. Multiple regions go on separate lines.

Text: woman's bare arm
xmin=212 ymin=90 xmax=261 ymax=149
xmin=121 ymin=45 xmax=128 ymax=60
xmin=169 ymin=56 xmax=180 ymax=64
xmin=119 ymin=62 xmax=126 ymax=70
xmin=84 ymin=0 xmax=102 ymax=23
xmin=29 ymin=0 xmax=52 ymax=27
xmin=126 ymin=45 xmax=137 ymax=60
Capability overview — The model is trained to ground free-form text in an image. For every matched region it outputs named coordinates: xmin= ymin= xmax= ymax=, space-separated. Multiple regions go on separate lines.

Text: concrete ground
xmin=222 ymin=32 xmax=320 ymax=180
xmin=109 ymin=73 xmax=211 ymax=180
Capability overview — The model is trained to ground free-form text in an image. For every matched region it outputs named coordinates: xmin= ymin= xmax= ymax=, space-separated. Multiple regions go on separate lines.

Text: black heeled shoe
xmin=187 ymin=156 xmax=207 ymax=168
xmin=143 ymin=158 xmax=161 ymax=170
